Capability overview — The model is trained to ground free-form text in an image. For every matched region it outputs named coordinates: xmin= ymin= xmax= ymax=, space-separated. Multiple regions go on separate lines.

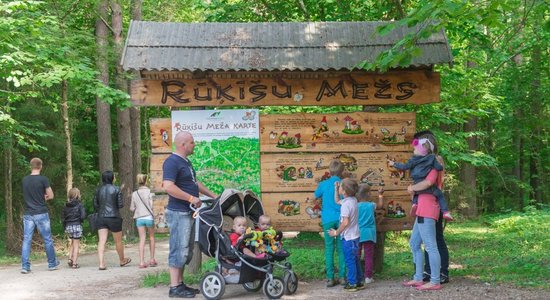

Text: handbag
xmin=87 ymin=212 xmax=99 ymax=232
xmin=136 ymin=190 xmax=155 ymax=217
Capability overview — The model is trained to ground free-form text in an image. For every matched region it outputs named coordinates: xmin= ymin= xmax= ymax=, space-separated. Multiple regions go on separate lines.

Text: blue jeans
xmin=410 ymin=217 xmax=440 ymax=284
xmin=21 ymin=213 xmax=57 ymax=270
xmin=323 ymin=221 xmax=346 ymax=280
xmin=342 ymin=238 xmax=363 ymax=285
xmin=165 ymin=209 xmax=194 ymax=269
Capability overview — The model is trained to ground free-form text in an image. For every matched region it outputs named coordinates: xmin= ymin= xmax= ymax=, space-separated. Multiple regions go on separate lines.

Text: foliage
xmin=141 ymin=211 xmax=550 ymax=288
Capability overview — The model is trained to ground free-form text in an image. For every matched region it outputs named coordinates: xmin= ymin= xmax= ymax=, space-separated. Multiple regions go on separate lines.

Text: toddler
xmin=356 ymin=185 xmax=385 ymax=284
xmin=388 ymin=138 xmax=453 ymax=221
xmin=61 ymin=188 xmax=86 ymax=269
xmin=330 ymin=178 xmax=364 ymax=292
xmin=229 ymin=216 xmax=263 ymax=258
xmin=255 ymin=215 xmax=284 ymax=254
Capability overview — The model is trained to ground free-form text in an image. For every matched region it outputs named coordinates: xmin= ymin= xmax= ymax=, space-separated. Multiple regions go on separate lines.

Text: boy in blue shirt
xmin=314 ymin=159 xmax=346 ymax=287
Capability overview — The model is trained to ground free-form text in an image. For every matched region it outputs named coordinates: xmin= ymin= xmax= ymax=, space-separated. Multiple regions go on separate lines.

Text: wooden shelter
xmin=121 ymin=20 xmax=452 ymax=232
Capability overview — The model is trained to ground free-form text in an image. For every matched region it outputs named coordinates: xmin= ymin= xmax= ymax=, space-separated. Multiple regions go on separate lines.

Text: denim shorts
xmin=165 ymin=209 xmax=194 ymax=268
xmin=136 ymin=218 xmax=154 ymax=228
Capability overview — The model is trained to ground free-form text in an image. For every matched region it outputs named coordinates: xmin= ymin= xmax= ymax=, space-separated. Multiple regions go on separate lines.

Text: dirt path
xmin=1 ymin=240 xmax=548 ymax=300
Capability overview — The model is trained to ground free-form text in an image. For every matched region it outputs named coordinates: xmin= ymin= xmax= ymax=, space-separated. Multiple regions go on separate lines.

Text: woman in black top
xmin=93 ymin=171 xmax=131 ymax=270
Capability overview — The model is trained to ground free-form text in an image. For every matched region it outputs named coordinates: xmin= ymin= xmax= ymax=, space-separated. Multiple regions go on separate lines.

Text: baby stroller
xmin=195 ymin=189 xmax=298 ymax=300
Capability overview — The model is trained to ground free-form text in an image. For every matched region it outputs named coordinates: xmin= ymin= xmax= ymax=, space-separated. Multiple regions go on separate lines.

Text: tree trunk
xmin=529 ymin=41 xmax=543 ymax=204
xmin=112 ymin=0 xmax=135 ymax=237
xmin=96 ymin=0 xmax=113 ymax=174
xmin=511 ymin=54 xmax=524 ymax=209
xmin=61 ymin=80 xmax=73 ymax=194
xmin=3 ymin=136 xmax=18 ymax=254
xmin=130 ymin=0 xmax=142 ymax=188
xmin=461 ymin=117 xmax=478 ymax=218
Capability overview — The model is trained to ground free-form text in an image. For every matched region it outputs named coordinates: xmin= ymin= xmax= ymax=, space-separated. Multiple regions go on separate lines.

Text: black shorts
xmin=97 ymin=216 xmax=123 ymax=232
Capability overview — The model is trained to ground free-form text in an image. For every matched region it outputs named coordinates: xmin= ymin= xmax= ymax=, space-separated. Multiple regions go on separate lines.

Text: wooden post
xmin=374 ymin=231 xmax=386 ymax=273
xmin=186 ymin=105 xmax=205 ymax=274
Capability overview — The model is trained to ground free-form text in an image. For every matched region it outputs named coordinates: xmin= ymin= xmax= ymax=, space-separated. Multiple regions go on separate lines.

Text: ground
xmin=1 ymin=240 xmax=548 ymax=300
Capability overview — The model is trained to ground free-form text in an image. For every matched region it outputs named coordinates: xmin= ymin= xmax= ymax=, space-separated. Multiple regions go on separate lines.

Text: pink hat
xmin=412 ymin=138 xmax=434 ymax=156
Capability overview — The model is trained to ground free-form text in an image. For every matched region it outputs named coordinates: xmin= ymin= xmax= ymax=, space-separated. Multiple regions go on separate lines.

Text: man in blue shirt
xmin=163 ymin=131 xmax=217 ymax=298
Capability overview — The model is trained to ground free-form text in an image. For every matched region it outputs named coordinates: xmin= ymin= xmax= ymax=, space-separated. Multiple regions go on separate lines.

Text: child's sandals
xmin=68 ymin=259 xmax=73 ymax=267
xmin=72 ymin=263 xmax=80 ymax=269
xmin=149 ymin=259 xmax=158 ymax=267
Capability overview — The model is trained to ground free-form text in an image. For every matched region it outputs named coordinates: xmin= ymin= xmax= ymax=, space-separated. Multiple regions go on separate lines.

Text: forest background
xmin=0 ymin=0 xmax=548 ymax=255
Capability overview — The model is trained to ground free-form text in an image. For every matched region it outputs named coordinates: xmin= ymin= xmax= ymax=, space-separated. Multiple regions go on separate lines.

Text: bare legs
xmin=71 ymin=239 xmax=80 ymax=266
xmin=138 ymin=226 xmax=146 ymax=266
xmin=97 ymin=229 xmax=127 ymax=268
xmin=97 ymin=229 xmax=109 ymax=269
xmin=138 ymin=226 xmax=157 ymax=267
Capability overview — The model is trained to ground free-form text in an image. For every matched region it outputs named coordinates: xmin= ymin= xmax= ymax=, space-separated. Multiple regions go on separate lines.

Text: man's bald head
xmin=174 ymin=131 xmax=195 ymax=156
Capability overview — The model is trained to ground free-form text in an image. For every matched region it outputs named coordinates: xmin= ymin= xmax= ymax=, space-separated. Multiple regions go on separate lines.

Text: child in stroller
xmin=195 ymin=189 xmax=298 ymax=300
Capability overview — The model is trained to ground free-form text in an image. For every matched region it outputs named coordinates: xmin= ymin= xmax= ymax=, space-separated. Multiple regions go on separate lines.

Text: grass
xmin=2 ymin=212 xmax=548 ymax=289
xmin=142 ymin=210 xmax=550 ymax=289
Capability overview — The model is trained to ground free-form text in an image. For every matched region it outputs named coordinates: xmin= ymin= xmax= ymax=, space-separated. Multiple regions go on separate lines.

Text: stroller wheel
xmin=284 ymin=271 xmax=299 ymax=295
xmin=200 ymin=272 xmax=225 ymax=300
xmin=243 ymin=279 xmax=263 ymax=292
xmin=262 ymin=276 xmax=285 ymax=299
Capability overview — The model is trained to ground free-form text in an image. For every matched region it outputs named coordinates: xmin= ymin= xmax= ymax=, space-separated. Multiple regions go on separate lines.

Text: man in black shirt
xmin=21 ymin=158 xmax=59 ymax=273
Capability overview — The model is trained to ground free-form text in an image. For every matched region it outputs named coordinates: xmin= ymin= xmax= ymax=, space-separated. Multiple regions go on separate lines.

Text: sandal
xmin=68 ymin=259 xmax=73 ymax=267
xmin=99 ymin=267 xmax=107 ymax=270
xmin=72 ymin=263 xmax=80 ymax=269
xmin=138 ymin=264 xmax=148 ymax=269
xmin=149 ymin=259 xmax=158 ymax=267
xmin=416 ymin=283 xmax=442 ymax=291
xmin=120 ymin=257 xmax=132 ymax=267
xmin=402 ymin=280 xmax=424 ymax=287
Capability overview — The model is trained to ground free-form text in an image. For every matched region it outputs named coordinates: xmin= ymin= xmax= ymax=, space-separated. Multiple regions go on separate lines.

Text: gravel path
xmin=1 ymin=240 xmax=548 ymax=300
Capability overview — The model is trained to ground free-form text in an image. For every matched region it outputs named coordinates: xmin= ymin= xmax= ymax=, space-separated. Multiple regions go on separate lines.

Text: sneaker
xmin=440 ymin=273 xmax=450 ymax=284
xmin=442 ymin=211 xmax=454 ymax=221
xmin=422 ymin=272 xmax=431 ymax=282
xmin=356 ymin=283 xmax=366 ymax=290
xmin=364 ymin=277 xmax=374 ymax=284
xmin=21 ymin=269 xmax=30 ymax=274
xmin=180 ymin=282 xmax=200 ymax=294
xmin=343 ymin=284 xmax=358 ymax=292
xmin=339 ymin=278 xmax=348 ymax=286
xmin=326 ymin=279 xmax=337 ymax=288
xmin=48 ymin=260 xmax=60 ymax=271
xmin=169 ymin=284 xmax=195 ymax=298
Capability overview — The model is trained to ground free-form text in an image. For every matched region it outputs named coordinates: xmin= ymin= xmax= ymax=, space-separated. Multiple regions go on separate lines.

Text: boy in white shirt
xmin=329 ymin=178 xmax=364 ymax=292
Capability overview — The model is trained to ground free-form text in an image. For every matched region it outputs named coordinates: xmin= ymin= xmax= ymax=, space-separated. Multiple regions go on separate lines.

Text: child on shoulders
xmin=388 ymin=138 xmax=453 ymax=221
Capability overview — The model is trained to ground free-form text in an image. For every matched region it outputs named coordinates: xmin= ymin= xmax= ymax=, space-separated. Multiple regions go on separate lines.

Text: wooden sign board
xmin=260 ymin=112 xmax=415 ymax=153
xmin=262 ymin=190 xmax=413 ymax=232
xmin=260 ymin=152 xmax=413 ymax=193
xmin=153 ymin=194 xmax=169 ymax=233
xmin=150 ymin=118 xmax=172 ymax=153
xmin=150 ymin=154 xmax=167 ymax=193
xmin=131 ymin=71 xmax=440 ymax=107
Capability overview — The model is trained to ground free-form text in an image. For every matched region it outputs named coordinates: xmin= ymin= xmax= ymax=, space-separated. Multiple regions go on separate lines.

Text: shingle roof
xmin=121 ymin=21 xmax=452 ymax=72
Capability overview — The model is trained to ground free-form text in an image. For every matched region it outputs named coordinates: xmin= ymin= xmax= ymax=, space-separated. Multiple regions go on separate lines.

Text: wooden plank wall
xmin=149 ymin=112 xmax=416 ymax=232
